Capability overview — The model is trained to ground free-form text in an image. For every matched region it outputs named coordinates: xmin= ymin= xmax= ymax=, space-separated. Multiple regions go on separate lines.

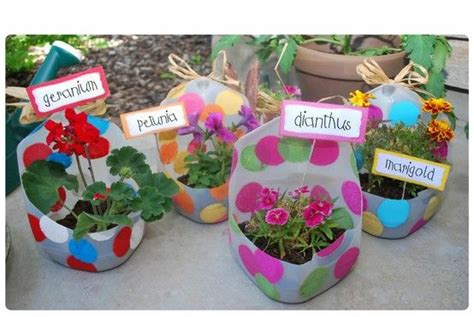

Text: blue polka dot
xmin=124 ymin=182 xmax=138 ymax=197
xmin=377 ymin=199 xmax=410 ymax=228
xmin=354 ymin=149 xmax=364 ymax=170
xmin=68 ymin=239 xmax=97 ymax=263
xmin=388 ymin=100 xmax=420 ymax=126
xmin=47 ymin=152 xmax=72 ymax=168
xmin=87 ymin=115 xmax=109 ymax=135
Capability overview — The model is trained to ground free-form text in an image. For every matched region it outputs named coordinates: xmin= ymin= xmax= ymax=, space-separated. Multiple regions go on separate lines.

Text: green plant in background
xmin=6 ymin=35 xmax=108 ymax=74
xmin=356 ymin=122 xmax=444 ymax=198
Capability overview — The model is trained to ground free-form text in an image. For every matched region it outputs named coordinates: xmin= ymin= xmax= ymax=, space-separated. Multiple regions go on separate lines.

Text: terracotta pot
xmin=294 ymin=35 xmax=407 ymax=102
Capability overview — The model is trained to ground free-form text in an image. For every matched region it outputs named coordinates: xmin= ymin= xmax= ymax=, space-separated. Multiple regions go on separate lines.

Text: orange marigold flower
xmin=422 ymin=98 xmax=453 ymax=115
xmin=349 ymin=90 xmax=375 ymax=107
xmin=427 ymin=119 xmax=454 ymax=142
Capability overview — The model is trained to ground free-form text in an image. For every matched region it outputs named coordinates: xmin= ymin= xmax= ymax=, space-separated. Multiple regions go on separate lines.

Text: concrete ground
xmin=5 ymin=91 xmax=468 ymax=310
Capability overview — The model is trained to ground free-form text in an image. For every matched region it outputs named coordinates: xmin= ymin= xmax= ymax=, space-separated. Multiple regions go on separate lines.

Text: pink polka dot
xmin=255 ymin=136 xmax=284 ymax=166
xmin=238 ymin=244 xmax=258 ymax=276
xmin=23 ymin=143 xmax=52 ymax=168
xmin=342 ymin=181 xmax=362 ymax=215
xmin=317 ymin=232 xmax=345 ymax=257
xmin=179 ymin=93 xmax=205 ymax=115
xmin=362 ymin=193 xmax=368 ymax=211
xmin=231 ymin=147 xmax=238 ymax=176
xmin=409 ymin=218 xmax=427 ymax=234
xmin=334 ymin=247 xmax=359 ymax=279
xmin=368 ymin=105 xmax=383 ymax=127
xmin=310 ymin=140 xmax=339 ymax=166
xmin=255 ymin=249 xmax=284 ymax=283
xmin=236 ymin=182 xmax=263 ymax=213
xmin=311 ymin=185 xmax=331 ymax=202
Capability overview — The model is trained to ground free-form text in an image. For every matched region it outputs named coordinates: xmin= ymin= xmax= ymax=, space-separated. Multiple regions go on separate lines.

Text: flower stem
xmin=75 ymin=155 xmax=88 ymax=188
xmin=57 ymin=195 xmax=78 ymax=219
xmin=84 ymin=145 xmax=96 ymax=183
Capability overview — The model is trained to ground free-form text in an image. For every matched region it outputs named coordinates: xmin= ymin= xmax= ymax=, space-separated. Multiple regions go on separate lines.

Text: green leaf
xmin=109 ymin=182 xmax=136 ymax=201
xmin=445 ymin=111 xmax=458 ymax=130
xmin=22 ymin=161 xmax=78 ymax=214
xmin=328 ymin=207 xmax=354 ymax=230
xmin=403 ymin=35 xmax=436 ymax=69
xmin=425 ymin=71 xmax=446 ymax=98
xmin=73 ymin=213 xmax=97 ymax=240
xmin=319 ymin=223 xmax=333 ymax=240
xmin=465 ymin=122 xmax=469 ymax=139
xmin=431 ymin=37 xmax=451 ymax=73
xmin=134 ymin=171 xmax=179 ymax=197
xmin=277 ymin=37 xmax=297 ymax=74
xmin=73 ymin=212 xmax=132 ymax=240
xmin=211 ymin=35 xmax=242 ymax=60
xmin=132 ymin=187 xmax=167 ymax=222
xmin=106 ymin=146 xmax=151 ymax=179
xmin=83 ymin=181 xmax=107 ymax=205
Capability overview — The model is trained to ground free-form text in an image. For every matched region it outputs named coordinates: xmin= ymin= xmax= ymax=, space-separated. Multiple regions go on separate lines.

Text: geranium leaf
xmin=109 ymin=182 xmax=136 ymax=201
xmin=22 ymin=160 xmax=78 ymax=214
xmin=328 ymin=207 xmax=354 ymax=230
xmin=132 ymin=186 xmax=167 ymax=222
xmin=73 ymin=212 xmax=132 ymax=240
xmin=73 ymin=213 xmax=97 ymax=240
xmin=83 ymin=181 xmax=106 ymax=203
xmin=106 ymin=146 xmax=151 ymax=179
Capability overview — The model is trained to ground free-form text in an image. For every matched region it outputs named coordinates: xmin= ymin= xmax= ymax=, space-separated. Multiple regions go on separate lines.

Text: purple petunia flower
xmin=238 ymin=105 xmax=260 ymax=132
xmin=204 ymin=112 xmax=236 ymax=143
xmin=178 ymin=112 xmax=201 ymax=136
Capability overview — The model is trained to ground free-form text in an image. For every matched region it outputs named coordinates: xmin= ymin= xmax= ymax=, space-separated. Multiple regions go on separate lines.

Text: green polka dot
xmin=278 ymin=137 xmax=311 ymax=162
xmin=350 ymin=152 xmax=358 ymax=178
xmin=241 ymin=145 xmax=265 ymax=171
xmin=229 ymin=215 xmax=241 ymax=234
xmin=255 ymin=273 xmax=280 ymax=300
xmin=299 ymin=267 xmax=329 ymax=298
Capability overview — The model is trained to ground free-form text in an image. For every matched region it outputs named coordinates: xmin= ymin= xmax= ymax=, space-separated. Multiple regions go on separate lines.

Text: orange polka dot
xmin=159 ymin=129 xmax=177 ymax=142
xmin=209 ymin=181 xmax=229 ymax=200
xmin=159 ymin=141 xmax=178 ymax=164
xmin=173 ymin=189 xmax=194 ymax=214
xmin=199 ymin=104 xmax=225 ymax=122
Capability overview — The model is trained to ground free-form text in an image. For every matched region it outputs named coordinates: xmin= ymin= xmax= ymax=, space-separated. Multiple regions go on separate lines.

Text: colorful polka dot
xmin=354 ymin=148 xmax=364 ymax=170
xmin=310 ymin=185 xmax=331 ymax=202
xmin=341 ymin=181 xmax=362 ymax=215
xmin=409 ymin=218 xmax=427 ymax=234
xmin=423 ymin=195 xmax=442 ymax=221
xmin=88 ymin=228 xmax=116 ymax=241
xmin=159 ymin=141 xmax=178 ymax=164
xmin=50 ymin=187 xmax=66 ymax=212
xmin=334 ymin=247 xmax=360 ymax=279
xmin=130 ymin=220 xmax=145 ymax=249
xmin=27 ymin=214 xmax=46 ymax=242
xmin=239 ymin=244 xmax=258 ymax=276
xmin=179 ymin=93 xmax=205 ymax=115
xmin=40 ymin=215 xmax=69 ymax=243
xmin=215 ymin=90 xmax=244 ymax=115
xmin=255 ymin=136 xmax=284 ymax=166
xmin=310 ymin=140 xmax=339 ymax=166
xmin=317 ymin=233 xmax=345 ymax=257
xmin=376 ymin=199 xmax=410 ymax=228
xmin=241 ymin=145 xmax=265 ymax=171
xmin=255 ymin=274 xmax=280 ymax=301
xmin=254 ymin=249 xmax=284 ymax=283
xmin=173 ymin=150 xmax=190 ymax=175
xmin=23 ymin=143 xmax=52 ymax=168
xmin=362 ymin=211 xmax=383 ymax=236
xmin=113 ymin=227 xmax=132 ymax=257
xmin=388 ymin=100 xmax=420 ymax=126
xmin=209 ymin=182 xmax=229 ymax=200
xmin=87 ymin=115 xmax=109 ymax=135
xmin=278 ymin=137 xmax=311 ymax=162
xmin=199 ymin=104 xmax=225 ymax=122
xmin=199 ymin=203 xmax=227 ymax=223
xmin=47 ymin=153 xmax=72 ymax=168
xmin=367 ymin=104 xmax=383 ymax=127
xmin=68 ymin=239 xmax=97 ymax=263
xmin=362 ymin=194 xmax=368 ymax=210
xmin=158 ymin=129 xmax=177 ymax=142
xmin=236 ymin=182 xmax=263 ymax=213
xmin=173 ymin=189 xmax=195 ymax=214
xmin=299 ymin=267 xmax=329 ymax=298
xmin=67 ymin=256 xmax=97 ymax=272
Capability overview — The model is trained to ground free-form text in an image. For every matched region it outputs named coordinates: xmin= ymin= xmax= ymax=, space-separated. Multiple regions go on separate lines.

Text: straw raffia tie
xmin=5 ymin=86 xmax=108 ymax=124
xmin=168 ymin=52 xmax=240 ymax=87
xmin=356 ymin=58 xmax=431 ymax=94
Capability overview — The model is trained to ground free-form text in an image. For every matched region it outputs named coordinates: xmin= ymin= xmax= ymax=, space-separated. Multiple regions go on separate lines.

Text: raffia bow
xmin=356 ymin=58 xmax=432 ymax=96
xmin=167 ymin=52 xmax=241 ymax=88
xmin=6 ymin=86 xmax=108 ymax=124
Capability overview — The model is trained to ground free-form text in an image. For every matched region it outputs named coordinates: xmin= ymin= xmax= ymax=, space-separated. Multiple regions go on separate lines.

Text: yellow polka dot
xmin=159 ymin=129 xmax=177 ymax=143
xmin=173 ymin=151 xmax=189 ymax=175
xmin=200 ymin=203 xmax=227 ymax=223
xmin=363 ymin=211 xmax=383 ymax=236
xmin=166 ymin=83 xmax=186 ymax=99
xmin=423 ymin=195 xmax=442 ymax=221
xmin=215 ymin=90 xmax=244 ymax=115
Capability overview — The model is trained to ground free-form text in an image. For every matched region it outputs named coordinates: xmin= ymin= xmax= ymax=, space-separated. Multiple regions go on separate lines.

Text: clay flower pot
xmin=362 ymin=189 xmax=443 ymax=239
xmin=159 ymin=77 xmax=249 ymax=224
xmin=294 ymin=35 xmax=406 ymax=102
xmin=17 ymin=113 xmax=146 ymax=272
xmin=228 ymin=118 xmax=362 ymax=303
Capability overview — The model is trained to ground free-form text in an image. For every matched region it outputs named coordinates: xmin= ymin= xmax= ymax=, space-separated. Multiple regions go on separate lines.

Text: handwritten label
xmin=120 ymin=103 xmax=189 ymax=139
xmin=372 ymin=149 xmax=450 ymax=191
xmin=280 ymin=100 xmax=368 ymax=143
xmin=26 ymin=66 xmax=110 ymax=116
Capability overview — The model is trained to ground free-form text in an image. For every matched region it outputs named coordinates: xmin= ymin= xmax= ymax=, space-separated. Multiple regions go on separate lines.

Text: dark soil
xmin=177 ymin=174 xmax=193 ymax=188
xmin=359 ymin=173 xmax=425 ymax=199
xmin=239 ymin=223 xmax=345 ymax=265
xmin=57 ymin=199 xmax=114 ymax=231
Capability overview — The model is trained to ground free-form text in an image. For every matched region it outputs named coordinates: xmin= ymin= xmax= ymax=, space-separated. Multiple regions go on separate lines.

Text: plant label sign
xmin=372 ymin=148 xmax=451 ymax=191
xmin=120 ymin=103 xmax=189 ymax=139
xmin=26 ymin=66 xmax=110 ymax=117
xmin=279 ymin=100 xmax=369 ymax=143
